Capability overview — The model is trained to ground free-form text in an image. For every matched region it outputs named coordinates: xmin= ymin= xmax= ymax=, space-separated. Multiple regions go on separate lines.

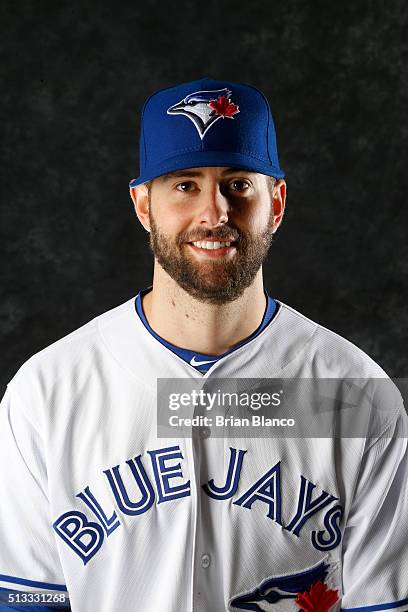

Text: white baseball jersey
xmin=0 ymin=294 xmax=407 ymax=612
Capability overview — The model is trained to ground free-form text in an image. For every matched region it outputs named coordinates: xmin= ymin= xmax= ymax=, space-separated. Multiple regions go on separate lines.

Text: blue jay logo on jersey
xmin=167 ymin=88 xmax=240 ymax=139
xmin=229 ymin=559 xmax=336 ymax=611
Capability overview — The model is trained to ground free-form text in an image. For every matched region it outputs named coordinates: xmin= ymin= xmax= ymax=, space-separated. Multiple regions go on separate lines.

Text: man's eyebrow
xmin=160 ymin=167 xmax=256 ymax=181
xmin=160 ymin=170 xmax=205 ymax=181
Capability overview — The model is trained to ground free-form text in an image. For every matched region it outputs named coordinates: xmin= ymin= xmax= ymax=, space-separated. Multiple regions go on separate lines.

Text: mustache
xmin=177 ymin=226 xmax=242 ymax=244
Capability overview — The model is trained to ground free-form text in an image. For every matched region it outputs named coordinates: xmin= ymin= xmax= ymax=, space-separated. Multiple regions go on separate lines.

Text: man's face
xmin=145 ymin=167 xmax=284 ymax=305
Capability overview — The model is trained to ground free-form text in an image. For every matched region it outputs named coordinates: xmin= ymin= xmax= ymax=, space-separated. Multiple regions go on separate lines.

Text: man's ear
xmin=272 ymin=179 xmax=286 ymax=233
xmin=129 ymin=183 xmax=151 ymax=232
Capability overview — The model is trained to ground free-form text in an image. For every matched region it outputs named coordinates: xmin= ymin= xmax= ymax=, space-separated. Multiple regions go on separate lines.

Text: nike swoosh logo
xmin=190 ymin=356 xmax=218 ymax=366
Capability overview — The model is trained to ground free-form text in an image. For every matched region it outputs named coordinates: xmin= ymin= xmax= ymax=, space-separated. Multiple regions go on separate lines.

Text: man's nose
xmin=197 ymin=186 xmax=230 ymax=227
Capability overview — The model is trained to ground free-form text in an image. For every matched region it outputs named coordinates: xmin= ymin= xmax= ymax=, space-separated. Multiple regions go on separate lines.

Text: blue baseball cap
xmin=129 ymin=77 xmax=285 ymax=188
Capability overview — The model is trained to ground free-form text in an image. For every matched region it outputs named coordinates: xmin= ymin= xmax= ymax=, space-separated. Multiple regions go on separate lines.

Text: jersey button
xmin=199 ymin=426 xmax=211 ymax=439
xmin=201 ymin=553 xmax=211 ymax=569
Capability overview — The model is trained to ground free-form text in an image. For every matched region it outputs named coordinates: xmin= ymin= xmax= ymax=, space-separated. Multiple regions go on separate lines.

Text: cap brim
xmin=129 ymin=151 xmax=285 ymax=188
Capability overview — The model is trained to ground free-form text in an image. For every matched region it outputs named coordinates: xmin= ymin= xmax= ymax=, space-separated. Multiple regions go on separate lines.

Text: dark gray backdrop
xmin=1 ymin=1 xmax=407 ymax=391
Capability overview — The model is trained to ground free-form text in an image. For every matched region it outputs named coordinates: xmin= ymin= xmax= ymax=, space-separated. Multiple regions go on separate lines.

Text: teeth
xmin=192 ymin=241 xmax=232 ymax=249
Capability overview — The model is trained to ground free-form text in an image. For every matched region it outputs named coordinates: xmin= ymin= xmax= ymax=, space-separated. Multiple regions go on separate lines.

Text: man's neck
xmin=141 ymin=265 xmax=267 ymax=355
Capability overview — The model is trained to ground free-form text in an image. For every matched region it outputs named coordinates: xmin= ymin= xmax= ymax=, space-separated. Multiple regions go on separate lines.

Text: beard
xmin=148 ymin=206 xmax=275 ymax=305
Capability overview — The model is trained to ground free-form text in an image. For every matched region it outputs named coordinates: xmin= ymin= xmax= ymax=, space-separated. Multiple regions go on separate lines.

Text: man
xmin=0 ymin=78 xmax=407 ymax=612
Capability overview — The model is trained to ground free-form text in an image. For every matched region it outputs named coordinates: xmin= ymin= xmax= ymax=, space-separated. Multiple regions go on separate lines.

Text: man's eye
xmin=176 ymin=182 xmax=195 ymax=192
xmin=229 ymin=180 xmax=250 ymax=192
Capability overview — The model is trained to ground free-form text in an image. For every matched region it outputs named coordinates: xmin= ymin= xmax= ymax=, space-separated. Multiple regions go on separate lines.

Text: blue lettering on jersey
xmin=53 ymin=445 xmax=344 ymax=564
xmin=233 ymin=461 xmax=282 ymax=524
xmin=76 ymin=486 xmax=120 ymax=536
xmin=103 ymin=455 xmax=156 ymax=515
xmin=53 ymin=511 xmax=104 ymax=565
xmin=202 ymin=447 xmax=246 ymax=500
xmin=311 ymin=504 xmax=343 ymax=550
xmin=285 ymin=476 xmax=336 ymax=536
xmin=148 ymin=446 xmax=191 ymax=503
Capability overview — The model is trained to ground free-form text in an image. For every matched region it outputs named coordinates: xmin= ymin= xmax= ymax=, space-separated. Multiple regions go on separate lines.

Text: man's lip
xmin=187 ymin=238 xmax=238 ymax=243
xmin=187 ymin=242 xmax=238 ymax=257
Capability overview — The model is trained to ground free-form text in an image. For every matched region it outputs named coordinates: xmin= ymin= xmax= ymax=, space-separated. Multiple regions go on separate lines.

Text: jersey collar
xmin=134 ymin=287 xmax=278 ymax=373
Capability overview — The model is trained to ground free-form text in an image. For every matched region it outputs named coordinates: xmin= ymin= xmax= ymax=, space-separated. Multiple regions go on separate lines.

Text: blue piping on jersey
xmin=341 ymin=596 xmax=408 ymax=611
xmin=0 ymin=575 xmax=67 ymax=591
xmin=134 ymin=287 xmax=278 ymax=372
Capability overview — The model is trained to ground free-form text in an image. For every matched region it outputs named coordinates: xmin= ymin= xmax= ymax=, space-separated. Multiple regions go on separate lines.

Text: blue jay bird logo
xmin=229 ymin=559 xmax=338 ymax=611
xmin=167 ymin=88 xmax=240 ymax=140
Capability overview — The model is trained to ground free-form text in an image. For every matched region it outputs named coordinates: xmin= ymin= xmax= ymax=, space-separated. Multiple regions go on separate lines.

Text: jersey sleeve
xmin=341 ymin=406 xmax=408 ymax=611
xmin=0 ymin=383 xmax=70 ymax=610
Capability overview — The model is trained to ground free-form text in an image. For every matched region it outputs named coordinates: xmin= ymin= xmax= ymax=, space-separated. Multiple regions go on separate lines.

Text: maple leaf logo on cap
xmin=209 ymin=95 xmax=240 ymax=118
xmin=295 ymin=580 xmax=339 ymax=612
